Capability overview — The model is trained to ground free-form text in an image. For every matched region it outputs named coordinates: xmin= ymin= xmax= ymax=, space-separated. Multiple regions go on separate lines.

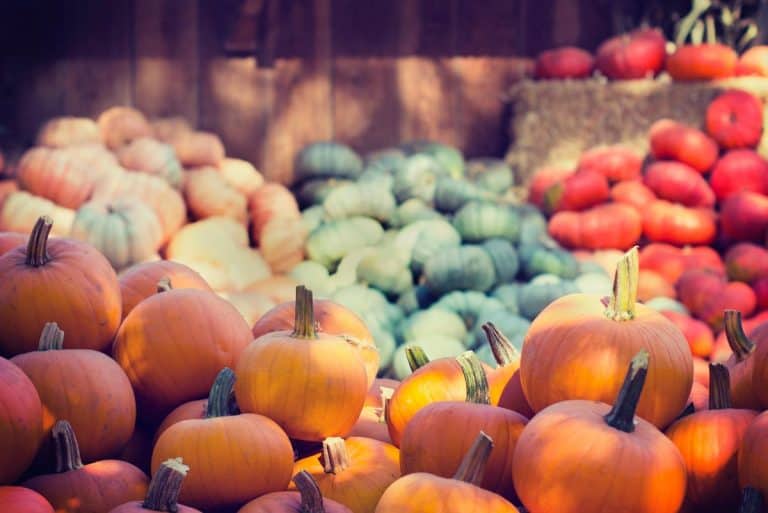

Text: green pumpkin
xmin=401 ymin=140 xmax=465 ymax=179
xmin=481 ymin=239 xmax=519 ymax=284
xmin=452 ymin=201 xmax=520 ymax=243
xmin=574 ymin=271 xmax=612 ymax=296
xmin=396 ymin=285 xmax=437 ymax=315
xmin=394 ymin=218 xmax=461 ymax=271
xmin=392 ymin=154 xmax=446 ymax=203
xmin=471 ymin=309 xmax=530 ymax=349
xmin=517 ymin=274 xmax=579 ymax=320
xmin=358 ymin=168 xmax=395 ymax=191
xmin=294 ymin=141 xmax=363 ymax=182
xmin=423 ymin=245 xmax=497 ymax=295
xmin=301 ymin=205 xmax=327 ymax=234
xmin=306 ymin=216 xmax=384 ymax=270
xmin=357 ymin=247 xmax=413 ymax=297
xmin=643 ymin=297 xmax=690 ymax=315
xmin=433 ymin=177 xmax=494 ymax=213
xmin=295 ymin=177 xmax=355 ymax=208
xmin=491 ymin=283 xmax=521 ymax=315
xmin=520 ymin=245 xmax=579 ymax=280
xmin=432 ymin=290 xmax=506 ymax=331
xmin=466 ymin=158 xmax=515 ymax=194
xmin=331 ymin=284 xmax=404 ymax=332
xmin=391 ymin=336 xmax=467 ymax=379
xmin=399 ymin=308 xmax=468 ymax=346
xmin=364 ymin=147 xmax=406 ymax=175
xmin=289 ymin=261 xmax=335 ymax=297
xmin=389 ymin=198 xmax=442 ymax=228
xmin=329 ymin=246 xmax=378 ymax=290
xmin=516 ymin=204 xmax=550 ymax=247
xmin=323 ymin=182 xmax=396 ymax=222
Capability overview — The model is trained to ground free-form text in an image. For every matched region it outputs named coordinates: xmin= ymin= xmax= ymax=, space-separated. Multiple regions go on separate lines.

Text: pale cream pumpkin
xmin=171 ymin=131 xmax=225 ymax=167
xmin=183 ymin=167 xmax=247 ymax=224
xmin=217 ymin=290 xmax=277 ymax=327
xmin=36 ymin=116 xmax=102 ymax=148
xmin=218 ymin=158 xmax=264 ymax=197
xmin=97 ymin=106 xmax=153 ymax=150
xmin=258 ymin=216 xmax=308 ymax=273
xmin=16 ymin=147 xmax=98 ymax=209
xmin=116 ymin=137 xmax=183 ymax=189
xmin=0 ymin=191 xmax=74 ymax=236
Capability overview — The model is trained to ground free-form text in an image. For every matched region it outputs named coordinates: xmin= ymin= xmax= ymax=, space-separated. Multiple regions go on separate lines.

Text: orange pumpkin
xmin=514 ymin=351 xmax=687 ymax=513
xmin=258 ymin=216 xmax=308 ymax=273
xmin=23 ymin=420 xmax=149 ymax=513
xmin=347 ymin=380 xmax=398 ymax=443
xmin=235 ymin=287 xmax=369 ymax=441
xmin=548 ymin=202 xmax=643 ymax=250
xmin=746 ymin=322 xmax=768 ymax=409
xmin=481 ymin=323 xmax=533 ymax=417
xmin=97 ymin=106 xmax=153 ymax=150
xmin=0 ymin=231 xmax=26 ymax=256
xmin=116 ymin=137 xmax=183 ymax=189
xmin=642 ymin=200 xmax=717 ymax=246
xmin=36 ymin=116 xmax=101 ymax=148
xmin=237 ymin=471 xmax=352 ymax=513
xmin=248 ymin=182 xmax=302 ymax=242
xmin=0 ymin=486 xmax=54 ymax=513
xmin=16 ymin=147 xmax=98 ymax=209
xmin=721 ymin=310 xmax=762 ymax=410
xmin=739 ymin=411 xmax=768 ymax=507
xmin=170 ymin=131 xmax=225 ymax=167
xmin=108 ymin=458 xmax=201 ymax=513
xmin=520 ymin=247 xmax=693 ymax=428
xmin=151 ymin=368 xmax=295 ymax=510
xmin=0 ymin=216 xmax=122 ymax=357
xmin=183 ymin=167 xmax=248 ymax=223
xmin=666 ymin=43 xmax=738 ymax=80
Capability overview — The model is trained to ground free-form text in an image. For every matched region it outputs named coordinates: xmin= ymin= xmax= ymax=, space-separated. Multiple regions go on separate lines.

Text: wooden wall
xmin=0 ymin=0 xmax=613 ymax=184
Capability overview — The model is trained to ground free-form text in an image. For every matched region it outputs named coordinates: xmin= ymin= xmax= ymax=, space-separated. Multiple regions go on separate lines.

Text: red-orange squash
xmin=548 ymin=202 xmax=642 ymax=250
xmin=649 ymin=119 xmax=719 ymax=173
xmin=0 ymin=486 xmax=54 ymax=513
xmin=642 ymin=200 xmax=717 ymax=246
xmin=534 ymin=46 xmax=594 ymax=79
xmin=706 ymin=89 xmax=763 ymax=149
xmin=666 ymin=43 xmax=738 ymax=81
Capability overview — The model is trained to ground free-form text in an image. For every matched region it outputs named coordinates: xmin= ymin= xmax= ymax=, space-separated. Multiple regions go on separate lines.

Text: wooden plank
xmin=133 ymin=0 xmax=201 ymax=125
xmin=454 ymin=0 xmax=521 ymax=56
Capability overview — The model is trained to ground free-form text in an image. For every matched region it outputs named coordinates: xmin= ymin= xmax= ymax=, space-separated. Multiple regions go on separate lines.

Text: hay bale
xmin=505 ymin=76 xmax=768 ymax=186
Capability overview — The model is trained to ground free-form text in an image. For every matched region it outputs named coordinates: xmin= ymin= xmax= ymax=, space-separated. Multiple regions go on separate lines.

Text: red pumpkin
xmin=527 ymin=166 xmax=574 ymax=208
xmin=754 ymin=277 xmax=768 ymax=310
xmin=639 ymin=243 xmax=724 ymax=284
xmin=736 ymin=45 xmax=768 ymax=76
xmin=739 ymin=413 xmax=768 ymax=511
xmin=0 ymin=486 xmax=54 ymax=513
xmin=540 ymin=169 xmax=610 ymax=214
xmin=719 ymin=191 xmax=768 ymax=243
xmin=649 ymin=119 xmax=719 ymax=173
xmin=706 ymin=89 xmax=763 ymax=149
xmin=548 ymin=202 xmax=642 ymax=250
xmin=637 ymin=268 xmax=676 ymax=302
xmin=725 ymin=243 xmax=768 ymax=283
xmin=237 ymin=471 xmax=352 ymax=513
xmin=666 ymin=43 xmax=738 ymax=80
xmin=661 ymin=311 xmax=714 ymax=359
xmin=610 ymin=180 xmax=656 ymax=210
xmin=0 ymin=231 xmax=26 ymax=256
xmin=721 ymin=310 xmax=762 ymax=410
xmin=709 ymin=150 xmax=768 ymax=201
xmin=677 ymin=270 xmax=757 ymax=330
xmin=534 ymin=46 xmax=594 ymax=79
xmin=595 ymin=27 xmax=667 ymax=79
xmin=643 ymin=161 xmax=715 ymax=208
xmin=711 ymin=310 xmax=768 ymax=362
xmin=746 ymin=322 xmax=768 ymax=409
xmin=642 ymin=200 xmax=717 ymax=246
xmin=577 ymin=145 xmax=643 ymax=182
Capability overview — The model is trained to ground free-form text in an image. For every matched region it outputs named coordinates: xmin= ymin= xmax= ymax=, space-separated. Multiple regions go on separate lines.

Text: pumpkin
xmin=306 ymin=217 xmax=384 ymax=270
xmin=0 ymin=231 xmax=26 ymax=256
xmin=249 ymin=182 xmax=302 ymax=241
xmin=375 ymin=432 xmax=519 ymax=513
xmin=610 ymin=179 xmax=656 ymax=210
xmin=710 ymin=150 xmax=768 ymax=202
xmin=649 ymin=119 xmax=719 ymax=173
xmin=527 ymin=166 xmax=575 ymax=206
xmin=218 ymin=157 xmax=264 ymax=196
xmin=452 ymin=201 xmax=520 ymax=243
xmin=517 ymin=274 xmax=579 ymax=320
xmin=519 ymin=245 xmax=578 ymax=280
xmin=259 ymin=216 xmax=308 ymax=274
xmin=116 ymin=137 xmax=183 ymax=188
xmin=246 ymin=274 xmax=301 ymax=304
xmin=391 ymin=338 xmax=467 ymax=380
xmin=661 ymin=311 xmax=714 ymax=359
xmin=401 ymin=140 xmax=465 ymax=180
xmin=395 ymin=218 xmax=461 ymax=274
xmin=755 ymin=277 xmax=768 ymax=311
xmin=238 ymin=471 xmax=353 ymax=513
xmin=720 ymin=191 xmax=768 ymax=243
xmin=595 ymin=27 xmax=666 ymax=79
xmin=481 ymin=323 xmax=533 ymax=417
xmin=295 ymin=142 xmax=364 ymax=183
xmin=118 ymin=260 xmax=212 ymax=321
xmin=739 ymin=411 xmax=768 ymax=507
xmin=548 ymin=202 xmax=642 ymax=250
xmin=356 ymin=247 xmax=412 ymax=296
xmin=150 ymin=116 xmax=192 ymax=143
xmin=540 ymin=169 xmax=610 ymax=214
xmin=184 ymin=166 xmax=248 ymax=223
xmin=423 ymin=245 xmax=496 ymax=295
xmin=17 ymin=147 xmax=99 ymax=209
xmin=23 ymin=420 xmax=149 ymax=513
xmin=170 ymin=130 xmax=225 ymax=167
xmin=676 ymin=271 xmax=756 ymax=331
xmin=217 ymin=290 xmax=277 ymax=327
xmin=639 ymin=243 xmax=724 ymax=284
xmin=348 ymin=383 xmax=397 ymax=443
xmin=0 ymin=486 xmax=54 ymax=513
xmin=0 ymin=355 xmax=42 ymax=484
xmin=642 ymin=200 xmax=717 ymax=246
xmin=534 ymin=46 xmax=594 ymax=79
xmin=235 ymin=287 xmax=369 ymax=441
xmin=521 ymin=248 xmax=693 ymax=428
xmin=0 ymin=217 xmax=122 ymax=356
xmin=324 ymin=182 xmax=396 ymax=221
xmin=11 ymin=323 xmax=136 ymax=463
xmin=666 ymin=43 xmax=738 ymax=80
xmin=0 ymin=190 xmax=75 ymax=237
xmin=706 ymin=89 xmax=763 ymax=149
xmin=36 ymin=116 xmax=102 ymax=148
xmin=108 ymin=458 xmax=200 ymax=513
xmin=515 ymin=350 xmax=686 ymax=513
xmin=69 ymin=198 xmax=164 ymax=271
xmin=465 ymin=158 xmax=514 ymax=193
xmin=97 ymin=106 xmax=153 ymax=150
xmin=637 ymin=268 xmax=676 ymax=301
xmin=112 ymin=279 xmax=252 ymax=424
xmin=725 ymin=243 xmax=768 ymax=283
xmin=643 ymin=161 xmax=715 ymax=208
xmin=0 ymin=178 xmax=18 ymax=205
xmin=737 ymin=45 xmax=768 ymax=76
xmin=151 ymin=368 xmax=295 ymax=510
xmin=747 ymin=322 xmax=768 ymax=409
xmin=577 ymin=144 xmax=643 ymax=182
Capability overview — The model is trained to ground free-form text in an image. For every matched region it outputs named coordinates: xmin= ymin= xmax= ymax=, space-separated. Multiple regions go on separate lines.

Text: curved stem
xmin=378 ymin=386 xmax=395 ymax=424
xmin=205 ymin=367 xmax=237 ymax=418
xmin=37 ymin=322 xmax=64 ymax=351
xmin=453 ymin=431 xmax=494 ymax=485
xmin=604 ymin=349 xmax=649 ymax=433
xmin=156 ymin=277 xmax=173 ymax=293
xmin=292 ymin=286 xmax=317 ymax=339
xmin=457 ymin=351 xmax=490 ymax=405
xmin=724 ymin=310 xmax=754 ymax=361
xmin=52 ymin=420 xmax=84 ymax=472
xmin=293 ymin=470 xmax=326 ymax=513
xmin=321 ymin=437 xmax=350 ymax=474
xmin=405 ymin=345 xmax=430 ymax=371
xmin=741 ymin=487 xmax=764 ymax=513
xmin=142 ymin=457 xmax=190 ymax=511
xmin=482 ymin=322 xmax=520 ymax=367
xmin=25 ymin=216 xmax=53 ymax=267
xmin=708 ymin=363 xmax=732 ymax=410
xmin=604 ymin=246 xmax=639 ymax=322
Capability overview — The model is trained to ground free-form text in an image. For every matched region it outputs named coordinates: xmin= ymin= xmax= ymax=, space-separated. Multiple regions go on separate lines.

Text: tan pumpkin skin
xmin=97 ymin=106 xmax=153 ymax=150
xmin=248 ymin=182 xmax=301 ymax=241
xmin=116 ymin=136 xmax=183 ymax=188
xmin=36 ymin=116 xmax=102 ymax=148
xmin=259 ymin=217 xmax=308 ymax=273
xmin=171 ymin=131 xmax=225 ymax=167
xmin=0 ymin=191 xmax=75 ymax=237
xmin=218 ymin=157 xmax=264 ymax=196
xmin=17 ymin=147 xmax=97 ymax=209
xmin=183 ymin=167 xmax=248 ymax=223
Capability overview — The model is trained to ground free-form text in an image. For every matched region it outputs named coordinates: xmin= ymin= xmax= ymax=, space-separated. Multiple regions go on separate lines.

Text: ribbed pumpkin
xmin=482 ymin=323 xmax=534 ymax=417
xmin=108 ymin=458 xmax=201 ymax=513
xmin=236 ymin=286 xmax=369 ymax=441
xmin=258 ymin=216 xmax=308 ymax=274
xmin=16 ymin=147 xmax=98 ymax=209
xmin=738 ymin=411 xmax=768 ymax=507
xmin=649 ymin=118 xmax=719 ymax=173
xmin=666 ymin=43 xmax=738 ymax=81
xmin=23 ymin=420 xmax=149 ymax=513
xmin=249 ymin=182 xmax=302 ymax=241
xmin=520 ymin=247 xmax=693 ymax=428
xmin=0 ymin=216 xmax=122 ymax=356
xmin=720 ymin=310 xmax=762 ymax=409
xmin=238 ymin=471 xmax=353 ymax=513
xmin=0 ymin=190 xmax=75 ymax=237
xmin=150 ymin=116 xmax=191 ymax=143
xmin=36 ymin=116 xmax=101 ymax=148
xmin=183 ymin=166 xmax=248 ymax=224
xmin=116 ymin=136 xmax=183 ymax=188
xmin=295 ymin=142 xmax=364 ymax=183
xmin=218 ymin=157 xmax=264 ymax=196
xmin=151 ymin=368 xmax=294 ymax=510
xmin=642 ymin=200 xmax=717 ymax=246
xmin=0 ymin=231 xmax=26 ymax=256
xmin=423 ymin=245 xmax=496 ymax=295
xmin=170 ymin=130 xmax=225 ymax=167
xmin=452 ymin=201 xmax=520 ymax=243
xmin=0 ymin=486 xmax=54 ymax=513
xmin=97 ymin=106 xmax=153 ymax=150
xmin=548 ymin=202 xmax=643 ymax=250
xmin=70 ymin=198 xmax=164 ymax=271
xmin=11 ymin=323 xmax=136 ymax=463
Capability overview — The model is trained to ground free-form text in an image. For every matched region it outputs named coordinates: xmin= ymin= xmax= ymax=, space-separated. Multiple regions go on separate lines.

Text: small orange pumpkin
xmin=97 ymin=106 xmax=153 ymax=150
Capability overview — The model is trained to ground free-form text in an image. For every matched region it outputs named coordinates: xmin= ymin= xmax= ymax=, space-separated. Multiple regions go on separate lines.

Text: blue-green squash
xmin=481 ymin=239 xmax=520 ymax=284
xmin=294 ymin=141 xmax=363 ymax=182
xmin=305 ymin=216 xmax=384 ymax=270
xmin=423 ymin=245 xmax=497 ymax=295
xmin=452 ymin=201 xmax=520 ymax=243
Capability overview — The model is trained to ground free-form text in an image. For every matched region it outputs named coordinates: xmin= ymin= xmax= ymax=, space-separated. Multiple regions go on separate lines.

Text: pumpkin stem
xmin=321 ymin=437 xmax=351 ymax=474
xmin=603 ymin=349 xmax=650 ymax=433
xmin=604 ymin=246 xmax=639 ymax=322
xmin=453 ymin=431 xmax=494 ymax=485
xmin=741 ymin=487 xmax=764 ymax=513
xmin=482 ymin=322 xmax=519 ymax=367
xmin=724 ymin=310 xmax=754 ymax=360
xmin=142 ymin=457 xmax=190 ymax=512
xmin=37 ymin=322 xmax=65 ymax=351
xmin=708 ymin=363 xmax=732 ymax=410
xmin=292 ymin=286 xmax=318 ymax=339
xmin=156 ymin=277 xmax=173 ymax=293
xmin=405 ymin=345 xmax=430 ymax=371
xmin=51 ymin=420 xmax=84 ymax=472
xmin=457 ymin=351 xmax=490 ymax=405
xmin=378 ymin=386 xmax=395 ymax=424
xmin=293 ymin=470 xmax=326 ymax=513
xmin=25 ymin=216 xmax=54 ymax=267
xmin=205 ymin=367 xmax=237 ymax=419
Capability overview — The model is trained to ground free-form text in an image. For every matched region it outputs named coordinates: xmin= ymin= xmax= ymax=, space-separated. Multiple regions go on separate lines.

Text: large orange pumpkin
xmin=0 ymin=216 xmax=122 ymax=357
xmin=520 ymin=247 xmax=693 ymax=428
xmin=666 ymin=43 xmax=738 ymax=81
xmin=739 ymin=411 xmax=768 ymax=509
xmin=0 ymin=486 xmax=54 ymax=513
xmin=481 ymin=322 xmax=533 ymax=417
xmin=16 ymin=147 xmax=99 ymax=209
xmin=108 ymin=458 xmax=201 ymax=513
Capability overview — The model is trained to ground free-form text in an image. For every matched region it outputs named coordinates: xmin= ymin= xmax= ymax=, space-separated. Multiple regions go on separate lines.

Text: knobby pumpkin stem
xmin=292 ymin=286 xmax=318 ymax=339
xmin=205 ymin=367 xmax=237 ymax=418
xmin=321 ymin=437 xmax=351 ymax=474
xmin=26 ymin=216 xmax=54 ymax=267
xmin=156 ymin=277 xmax=173 ymax=294
xmin=378 ymin=386 xmax=395 ymax=424
xmin=708 ymin=363 xmax=732 ymax=410
xmin=482 ymin=322 xmax=520 ymax=367
xmin=724 ymin=310 xmax=754 ymax=361
xmin=52 ymin=420 xmax=84 ymax=472
xmin=457 ymin=351 xmax=490 ymax=405
xmin=604 ymin=246 xmax=639 ymax=322
xmin=453 ymin=431 xmax=494 ymax=485
xmin=604 ymin=349 xmax=650 ymax=433
xmin=293 ymin=470 xmax=326 ymax=513
xmin=38 ymin=322 xmax=65 ymax=351
xmin=405 ymin=345 xmax=430 ymax=371
xmin=142 ymin=457 xmax=190 ymax=512
xmin=741 ymin=487 xmax=764 ymax=513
